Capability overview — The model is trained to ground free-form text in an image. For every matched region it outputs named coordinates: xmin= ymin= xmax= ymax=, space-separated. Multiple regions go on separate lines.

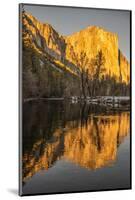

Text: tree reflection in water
xmin=22 ymin=101 xmax=130 ymax=184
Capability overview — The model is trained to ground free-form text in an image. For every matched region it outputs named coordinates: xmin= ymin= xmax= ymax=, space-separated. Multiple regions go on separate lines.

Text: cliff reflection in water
xmin=23 ymin=101 xmax=130 ymax=183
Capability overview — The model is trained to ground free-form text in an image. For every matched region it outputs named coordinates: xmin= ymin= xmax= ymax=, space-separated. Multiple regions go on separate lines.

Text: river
xmin=21 ymin=100 xmax=131 ymax=195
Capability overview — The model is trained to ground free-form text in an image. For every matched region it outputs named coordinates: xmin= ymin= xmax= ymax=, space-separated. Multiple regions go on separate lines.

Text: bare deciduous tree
xmin=90 ymin=50 xmax=105 ymax=97
xmin=71 ymin=50 xmax=89 ymax=98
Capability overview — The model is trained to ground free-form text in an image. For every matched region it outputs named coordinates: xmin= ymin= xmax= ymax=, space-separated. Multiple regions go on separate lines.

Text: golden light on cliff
xmin=22 ymin=12 xmax=130 ymax=84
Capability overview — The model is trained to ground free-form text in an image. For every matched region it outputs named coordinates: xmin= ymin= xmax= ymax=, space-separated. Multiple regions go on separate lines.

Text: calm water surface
xmin=22 ymin=101 xmax=130 ymax=195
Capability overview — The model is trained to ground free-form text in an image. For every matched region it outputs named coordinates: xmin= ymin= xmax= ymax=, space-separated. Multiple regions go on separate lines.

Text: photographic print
xmin=19 ymin=4 xmax=131 ymax=196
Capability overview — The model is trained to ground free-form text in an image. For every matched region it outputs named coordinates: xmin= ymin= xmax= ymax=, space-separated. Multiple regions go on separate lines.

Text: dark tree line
xmin=71 ymin=49 xmax=130 ymax=98
xmin=22 ymin=44 xmax=81 ymax=99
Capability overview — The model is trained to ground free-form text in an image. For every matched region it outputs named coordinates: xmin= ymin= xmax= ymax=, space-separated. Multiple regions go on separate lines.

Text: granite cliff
xmin=22 ymin=11 xmax=130 ymax=98
xmin=22 ymin=11 xmax=130 ymax=83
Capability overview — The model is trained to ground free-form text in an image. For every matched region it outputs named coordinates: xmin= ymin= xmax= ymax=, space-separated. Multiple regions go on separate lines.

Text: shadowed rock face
xmin=22 ymin=11 xmax=130 ymax=84
xmin=22 ymin=102 xmax=130 ymax=182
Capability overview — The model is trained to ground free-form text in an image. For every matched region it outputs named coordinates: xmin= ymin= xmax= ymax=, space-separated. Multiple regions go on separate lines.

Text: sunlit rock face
xmin=22 ymin=12 xmax=130 ymax=84
xmin=23 ymin=112 xmax=130 ymax=182
xmin=65 ymin=26 xmax=119 ymax=78
xmin=23 ymin=12 xmax=65 ymax=60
